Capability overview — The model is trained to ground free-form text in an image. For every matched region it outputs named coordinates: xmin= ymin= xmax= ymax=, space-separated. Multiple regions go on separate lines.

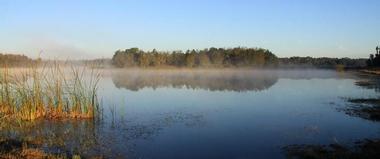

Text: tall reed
xmin=0 ymin=62 xmax=101 ymax=120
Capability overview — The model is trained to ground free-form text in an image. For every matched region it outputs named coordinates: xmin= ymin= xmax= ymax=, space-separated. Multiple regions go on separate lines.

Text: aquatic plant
xmin=0 ymin=62 xmax=101 ymax=120
xmin=283 ymin=139 xmax=380 ymax=159
xmin=344 ymin=98 xmax=380 ymax=121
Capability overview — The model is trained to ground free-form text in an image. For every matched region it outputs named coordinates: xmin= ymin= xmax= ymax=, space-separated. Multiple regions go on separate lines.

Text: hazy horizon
xmin=1 ymin=0 xmax=379 ymax=59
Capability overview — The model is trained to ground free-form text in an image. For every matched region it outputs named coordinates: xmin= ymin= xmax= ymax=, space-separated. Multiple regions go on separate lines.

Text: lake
xmin=2 ymin=69 xmax=380 ymax=158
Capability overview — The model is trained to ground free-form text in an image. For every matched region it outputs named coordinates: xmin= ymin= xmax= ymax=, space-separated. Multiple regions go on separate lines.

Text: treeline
xmin=279 ymin=57 xmax=367 ymax=69
xmin=112 ymin=47 xmax=279 ymax=68
xmin=1 ymin=51 xmax=367 ymax=69
xmin=366 ymin=46 xmax=380 ymax=67
xmin=0 ymin=53 xmax=37 ymax=67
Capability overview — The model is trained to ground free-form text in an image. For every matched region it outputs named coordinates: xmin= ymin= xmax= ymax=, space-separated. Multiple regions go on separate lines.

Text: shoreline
xmin=359 ymin=69 xmax=380 ymax=75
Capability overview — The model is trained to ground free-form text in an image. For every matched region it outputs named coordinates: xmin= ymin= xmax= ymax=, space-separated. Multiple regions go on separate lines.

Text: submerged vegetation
xmin=283 ymin=139 xmax=380 ymax=159
xmin=341 ymin=74 xmax=380 ymax=121
xmin=282 ymin=71 xmax=380 ymax=159
xmin=0 ymin=119 xmax=102 ymax=158
xmin=343 ymin=98 xmax=380 ymax=121
xmin=0 ymin=63 xmax=101 ymax=121
xmin=0 ymin=138 xmax=76 ymax=159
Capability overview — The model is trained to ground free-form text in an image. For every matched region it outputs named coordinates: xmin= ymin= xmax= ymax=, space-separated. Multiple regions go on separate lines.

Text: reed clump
xmin=0 ymin=62 xmax=101 ymax=121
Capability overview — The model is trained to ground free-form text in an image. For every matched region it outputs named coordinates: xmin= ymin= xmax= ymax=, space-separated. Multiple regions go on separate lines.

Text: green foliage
xmin=185 ymin=51 xmax=196 ymax=67
xmin=111 ymin=47 xmax=279 ymax=68
xmin=198 ymin=53 xmax=211 ymax=67
xmin=280 ymin=57 xmax=366 ymax=68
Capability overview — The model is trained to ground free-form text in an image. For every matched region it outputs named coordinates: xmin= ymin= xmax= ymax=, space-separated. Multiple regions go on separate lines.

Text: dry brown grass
xmin=0 ymin=62 xmax=101 ymax=121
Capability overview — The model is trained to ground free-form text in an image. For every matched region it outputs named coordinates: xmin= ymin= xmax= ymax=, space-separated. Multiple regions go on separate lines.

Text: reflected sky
xmin=1 ymin=69 xmax=380 ymax=158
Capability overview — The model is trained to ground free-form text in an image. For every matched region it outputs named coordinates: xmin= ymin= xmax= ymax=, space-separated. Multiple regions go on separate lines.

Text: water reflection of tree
xmin=111 ymin=70 xmax=279 ymax=92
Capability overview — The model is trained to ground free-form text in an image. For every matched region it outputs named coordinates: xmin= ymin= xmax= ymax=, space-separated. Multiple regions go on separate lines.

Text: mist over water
xmin=109 ymin=69 xmax=356 ymax=92
xmin=2 ymin=69 xmax=379 ymax=158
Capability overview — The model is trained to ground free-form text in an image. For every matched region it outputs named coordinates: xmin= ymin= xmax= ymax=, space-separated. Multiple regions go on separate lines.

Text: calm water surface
xmin=3 ymin=69 xmax=380 ymax=158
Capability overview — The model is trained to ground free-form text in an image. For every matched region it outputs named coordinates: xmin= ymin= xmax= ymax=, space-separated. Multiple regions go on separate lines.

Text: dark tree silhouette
xmin=367 ymin=46 xmax=380 ymax=67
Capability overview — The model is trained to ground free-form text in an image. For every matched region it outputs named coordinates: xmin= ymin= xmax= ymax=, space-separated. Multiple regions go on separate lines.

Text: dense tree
xmin=0 ymin=53 xmax=35 ymax=67
xmin=210 ymin=51 xmax=225 ymax=66
xmin=113 ymin=49 xmax=139 ymax=67
xmin=198 ymin=53 xmax=211 ymax=67
xmin=138 ymin=53 xmax=149 ymax=67
xmin=185 ymin=51 xmax=196 ymax=67
xmin=112 ymin=51 xmax=128 ymax=67
xmin=111 ymin=47 xmax=279 ymax=68
xmin=112 ymin=47 xmax=366 ymax=69
xmin=279 ymin=57 xmax=366 ymax=68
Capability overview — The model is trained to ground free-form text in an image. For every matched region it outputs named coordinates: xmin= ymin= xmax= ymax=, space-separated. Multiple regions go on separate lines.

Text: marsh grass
xmin=0 ymin=138 xmax=72 ymax=159
xmin=0 ymin=62 xmax=101 ymax=121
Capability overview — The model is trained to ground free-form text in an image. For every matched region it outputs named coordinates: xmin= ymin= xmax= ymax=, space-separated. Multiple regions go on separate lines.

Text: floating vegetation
xmin=0 ymin=63 xmax=101 ymax=121
xmin=343 ymin=72 xmax=380 ymax=121
xmin=354 ymin=72 xmax=380 ymax=92
xmin=0 ymin=119 xmax=108 ymax=158
xmin=355 ymin=80 xmax=375 ymax=87
xmin=283 ymin=139 xmax=380 ymax=159
xmin=343 ymin=98 xmax=380 ymax=121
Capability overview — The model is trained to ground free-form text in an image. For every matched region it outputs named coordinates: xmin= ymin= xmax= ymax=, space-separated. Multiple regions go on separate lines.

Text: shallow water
xmin=2 ymin=69 xmax=380 ymax=158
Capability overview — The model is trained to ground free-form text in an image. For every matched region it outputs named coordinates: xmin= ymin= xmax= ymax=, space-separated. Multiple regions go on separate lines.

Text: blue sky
xmin=0 ymin=0 xmax=379 ymax=59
